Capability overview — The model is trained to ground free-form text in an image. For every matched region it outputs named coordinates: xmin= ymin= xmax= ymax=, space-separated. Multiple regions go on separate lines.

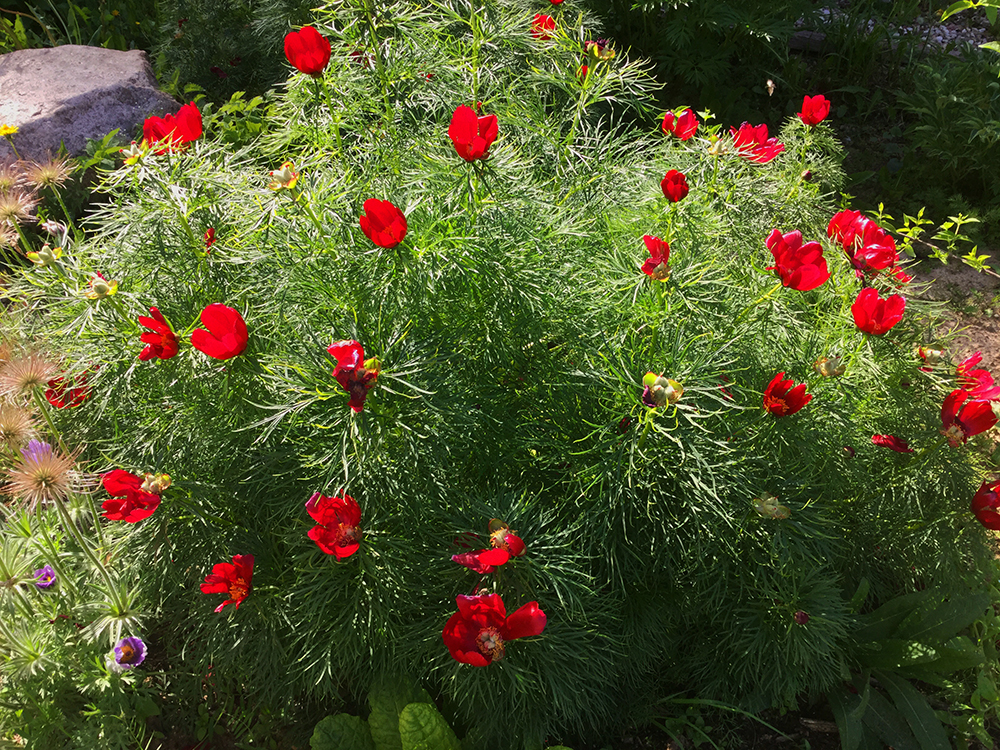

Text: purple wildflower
xmin=108 ymin=636 xmax=147 ymax=673
xmin=33 ymin=564 xmax=56 ymax=589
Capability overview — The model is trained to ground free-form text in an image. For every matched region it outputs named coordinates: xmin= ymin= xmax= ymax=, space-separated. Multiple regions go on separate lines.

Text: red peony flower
xmin=641 ymin=235 xmax=670 ymax=281
xmin=328 ymin=339 xmax=380 ymax=413
xmin=449 ymin=105 xmax=498 ymax=162
xmin=359 ymin=199 xmax=407 ymax=249
xmin=550 ymin=0 xmax=564 ymax=3
xmin=142 ymin=103 xmax=202 ymax=154
xmin=283 ymin=26 xmax=331 ymax=76
xmin=763 ymin=372 xmax=812 ymax=417
xmin=531 ymin=13 xmax=556 ymax=40
xmin=204 ymin=227 xmax=215 ymax=249
xmin=138 ymin=307 xmax=179 ymax=361
xmin=442 ymin=593 xmax=546 ymax=666
xmin=971 ymin=479 xmax=1000 ymax=530
xmin=200 ymin=554 xmax=254 ymax=613
xmin=956 ymin=352 xmax=1000 ymax=400
xmin=871 ymin=434 xmax=913 ymax=453
xmin=765 ymin=229 xmax=830 ymax=291
xmin=798 ymin=95 xmax=831 ymax=127
xmin=191 ymin=304 xmax=248 ymax=360
xmin=305 ymin=492 xmax=363 ymax=559
xmin=101 ymin=469 xmax=161 ymax=522
xmin=730 ymin=122 xmax=785 ymax=164
xmin=826 ymin=210 xmax=898 ymax=276
xmin=661 ymin=109 xmax=698 ymax=140
xmin=660 ymin=170 xmax=689 ymax=202
xmin=941 ymin=389 xmax=998 ymax=447
xmin=851 ymin=288 xmax=905 ymax=335
xmin=489 ymin=519 xmax=526 ymax=557
xmin=45 ymin=374 xmax=90 ymax=409
xmin=453 ymin=548 xmax=511 ymax=574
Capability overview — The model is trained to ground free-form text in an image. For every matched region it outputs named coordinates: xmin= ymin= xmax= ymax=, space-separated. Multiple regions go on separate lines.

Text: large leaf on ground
xmin=399 ymin=702 xmax=461 ymax=750
xmin=859 ymin=688 xmax=919 ymax=750
xmin=875 ymin=671 xmax=950 ymax=750
xmin=368 ymin=675 xmax=434 ymax=750
xmin=311 ymin=714 xmax=376 ymax=750
xmin=853 ymin=590 xmax=938 ymax=643
xmin=898 ymin=593 xmax=990 ymax=644
xmin=828 ymin=685 xmax=865 ymax=750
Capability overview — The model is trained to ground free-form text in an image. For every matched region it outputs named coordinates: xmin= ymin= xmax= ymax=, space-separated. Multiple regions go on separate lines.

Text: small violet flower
xmin=108 ymin=636 xmax=147 ymax=673
xmin=33 ymin=564 xmax=56 ymax=589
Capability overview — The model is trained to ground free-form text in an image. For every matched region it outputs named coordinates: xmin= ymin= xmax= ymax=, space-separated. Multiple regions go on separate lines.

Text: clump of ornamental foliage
xmin=0 ymin=1 xmax=997 ymax=748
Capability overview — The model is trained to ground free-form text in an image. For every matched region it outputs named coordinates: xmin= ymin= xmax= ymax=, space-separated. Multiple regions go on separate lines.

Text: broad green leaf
xmin=981 ymin=41 xmax=1000 ymax=52
xmin=849 ymin=578 xmax=871 ymax=613
xmin=940 ymin=0 xmax=975 ymax=21
xmin=895 ymin=644 xmax=984 ymax=679
xmin=828 ymin=687 xmax=864 ymax=750
xmin=860 ymin=689 xmax=919 ymax=750
xmin=399 ymin=702 xmax=461 ymax=750
xmin=853 ymin=590 xmax=936 ymax=643
xmin=901 ymin=593 xmax=989 ymax=645
xmin=874 ymin=671 xmax=950 ymax=750
xmin=311 ymin=714 xmax=376 ymax=750
xmin=368 ymin=676 xmax=434 ymax=750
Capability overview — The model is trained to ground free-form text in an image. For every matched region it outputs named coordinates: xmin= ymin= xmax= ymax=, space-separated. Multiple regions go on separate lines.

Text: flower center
xmin=942 ymin=424 xmax=966 ymax=447
xmin=476 ymin=627 xmax=505 ymax=661
xmin=118 ymin=643 xmax=136 ymax=663
xmin=228 ymin=577 xmax=249 ymax=602
xmin=764 ymin=396 xmax=787 ymax=416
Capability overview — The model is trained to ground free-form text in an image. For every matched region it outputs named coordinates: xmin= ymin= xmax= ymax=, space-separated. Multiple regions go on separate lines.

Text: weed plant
xmin=0 ymin=1 xmax=996 ymax=748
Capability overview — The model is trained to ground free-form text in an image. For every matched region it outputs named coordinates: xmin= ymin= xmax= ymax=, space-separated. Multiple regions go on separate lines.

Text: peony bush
xmin=0 ymin=1 xmax=997 ymax=747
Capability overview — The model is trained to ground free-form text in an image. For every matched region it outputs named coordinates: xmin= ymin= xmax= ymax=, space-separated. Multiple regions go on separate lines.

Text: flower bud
xmin=642 ymin=373 xmax=683 ymax=408
xmin=141 ymin=472 xmax=171 ymax=494
xmin=754 ymin=492 xmax=790 ymax=519
xmin=813 ymin=355 xmax=845 ymax=377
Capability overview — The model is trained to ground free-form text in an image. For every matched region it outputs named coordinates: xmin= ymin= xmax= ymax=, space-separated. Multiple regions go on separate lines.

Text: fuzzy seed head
xmin=0 ymin=190 xmax=38 ymax=226
xmin=0 ymin=403 xmax=34 ymax=446
xmin=0 ymin=354 xmax=57 ymax=396
xmin=24 ymin=156 xmax=74 ymax=190
xmin=6 ymin=439 xmax=78 ymax=511
xmin=0 ymin=162 xmax=24 ymax=194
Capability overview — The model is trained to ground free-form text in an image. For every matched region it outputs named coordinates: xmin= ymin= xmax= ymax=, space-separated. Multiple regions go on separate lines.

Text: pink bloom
xmin=661 ymin=109 xmax=698 ymax=140
xmin=871 ymin=434 xmax=913 ymax=453
xmin=851 ymin=288 xmax=905 ymax=335
xmin=191 ymin=304 xmax=248 ymax=360
xmin=448 ymin=105 xmax=498 ymax=162
xmin=660 ymin=170 xmax=689 ymax=202
xmin=765 ymin=229 xmax=830 ymax=291
xmin=798 ymin=95 xmax=831 ymax=126
xmin=941 ymin=389 xmax=997 ymax=446
xmin=305 ymin=493 xmax=363 ymax=559
xmin=730 ymin=122 xmax=784 ymax=164
xmin=442 ymin=593 xmax=546 ymax=666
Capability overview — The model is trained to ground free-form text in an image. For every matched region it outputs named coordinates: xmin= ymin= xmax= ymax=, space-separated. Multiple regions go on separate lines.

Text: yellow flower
xmin=268 ymin=161 xmax=299 ymax=191
xmin=0 ymin=124 xmax=18 ymax=138
xmin=754 ymin=493 xmax=790 ymax=520
xmin=84 ymin=273 xmax=118 ymax=299
xmin=26 ymin=244 xmax=62 ymax=267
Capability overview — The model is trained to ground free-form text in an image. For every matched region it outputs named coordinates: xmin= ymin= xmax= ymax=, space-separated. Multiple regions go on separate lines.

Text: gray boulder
xmin=0 ymin=45 xmax=180 ymax=162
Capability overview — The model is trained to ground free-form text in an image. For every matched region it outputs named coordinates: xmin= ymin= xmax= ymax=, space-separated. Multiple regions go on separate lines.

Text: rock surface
xmin=0 ymin=45 xmax=179 ymax=162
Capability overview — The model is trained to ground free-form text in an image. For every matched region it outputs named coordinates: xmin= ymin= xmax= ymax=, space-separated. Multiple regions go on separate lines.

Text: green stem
xmin=32 ymin=390 xmax=106 ymax=550
xmin=53 ymin=497 xmax=122 ymax=611
xmin=4 ymin=135 xmax=20 ymax=160
xmin=51 ymin=188 xmax=78 ymax=240
xmin=319 ymin=78 xmax=343 ymax=155
xmin=291 ymin=189 xmax=324 ymax=233
xmin=36 ymin=526 xmax=82 ymax=597
xmin=638 ymin=409 xmax=655 ymax=450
